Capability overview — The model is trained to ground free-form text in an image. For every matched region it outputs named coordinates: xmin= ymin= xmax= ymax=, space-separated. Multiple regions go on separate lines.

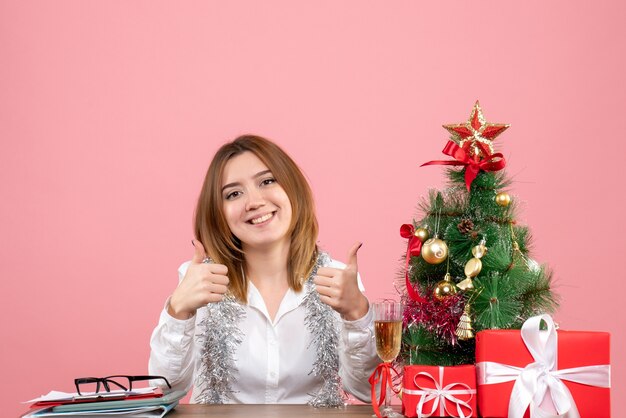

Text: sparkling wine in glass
xmin=375 ymin=319 xmax=402 ymax=362
xmin=373 ymin=301 xmax=403 ymax=418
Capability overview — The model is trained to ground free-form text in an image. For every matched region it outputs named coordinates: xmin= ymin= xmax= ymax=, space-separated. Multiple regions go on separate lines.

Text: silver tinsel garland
xmin=303 ymin=251 xmax=346 ymax=407
xmin=195 ymin=292 xmax=246 ymax=404
xmin=196 ymin=252 xmax=345 ymax=406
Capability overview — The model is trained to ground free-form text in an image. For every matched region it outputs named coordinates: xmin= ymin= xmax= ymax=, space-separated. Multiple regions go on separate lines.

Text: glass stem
xmin=384 ymin=377 xmax=391 ymax=413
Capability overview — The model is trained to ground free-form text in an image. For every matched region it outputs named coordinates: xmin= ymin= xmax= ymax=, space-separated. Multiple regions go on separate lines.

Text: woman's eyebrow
xmin=254 ymin=169 xmax=272 ymax=178
xmin=221 ymin=170 xmax=272 ymax=192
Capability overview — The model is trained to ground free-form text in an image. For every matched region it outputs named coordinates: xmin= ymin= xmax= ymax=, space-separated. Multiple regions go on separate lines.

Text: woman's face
xmin=221 ymin=151 xmax=293 ymax=250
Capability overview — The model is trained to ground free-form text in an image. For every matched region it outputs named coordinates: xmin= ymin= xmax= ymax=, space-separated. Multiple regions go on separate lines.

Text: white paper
xmin=25 ymin=387 xmax=158 ymax=403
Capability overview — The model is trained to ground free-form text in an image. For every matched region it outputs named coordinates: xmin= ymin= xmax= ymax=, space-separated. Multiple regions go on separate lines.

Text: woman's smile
xmin=248 ymin=211 xmax=275 ymax=225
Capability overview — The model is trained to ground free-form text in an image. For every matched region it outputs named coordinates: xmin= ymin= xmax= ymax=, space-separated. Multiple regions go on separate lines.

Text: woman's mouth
xmin=249 ymin=212 xmax=274 ymax=224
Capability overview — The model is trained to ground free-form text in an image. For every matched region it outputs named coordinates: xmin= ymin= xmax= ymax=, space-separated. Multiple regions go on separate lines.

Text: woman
xmin=149 ymin=135 xmax=378 ymax=405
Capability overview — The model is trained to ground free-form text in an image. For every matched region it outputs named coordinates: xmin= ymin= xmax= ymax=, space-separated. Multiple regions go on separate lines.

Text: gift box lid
xmin=476 ymin=328 xmax=610 ymax=368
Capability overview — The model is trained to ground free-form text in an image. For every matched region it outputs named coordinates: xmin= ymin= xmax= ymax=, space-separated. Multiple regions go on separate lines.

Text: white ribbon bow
xmin=403 ymin=366 xmax=475 ymax=418
xmin=476 ymin=314 xmax=610 ymax=418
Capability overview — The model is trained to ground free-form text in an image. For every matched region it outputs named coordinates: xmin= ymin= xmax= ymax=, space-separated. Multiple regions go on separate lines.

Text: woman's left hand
xmin=314 ymin=242 xmax=369 ymax=321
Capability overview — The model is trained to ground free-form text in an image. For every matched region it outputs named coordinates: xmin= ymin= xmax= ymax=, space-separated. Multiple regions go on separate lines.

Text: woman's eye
xmin=225 ymin=191 xmax=242 ymax=200
xmin=261 ymin=178 xmax=276 ymax=186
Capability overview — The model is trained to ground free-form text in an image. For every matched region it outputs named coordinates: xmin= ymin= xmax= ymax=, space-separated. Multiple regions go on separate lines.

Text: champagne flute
xmin=373 ymin=301 xmax=403 ymax=418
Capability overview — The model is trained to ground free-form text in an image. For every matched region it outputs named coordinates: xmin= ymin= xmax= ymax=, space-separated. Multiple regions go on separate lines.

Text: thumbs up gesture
xmin=168 ymin=240 xmax=230 ymax=320
xmin=314 ymin=242 xmax=369 ymax=321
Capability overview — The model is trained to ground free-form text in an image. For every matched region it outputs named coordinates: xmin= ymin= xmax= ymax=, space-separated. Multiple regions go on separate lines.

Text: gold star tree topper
xmin=443 ymin=101 xmax=510 ymax=159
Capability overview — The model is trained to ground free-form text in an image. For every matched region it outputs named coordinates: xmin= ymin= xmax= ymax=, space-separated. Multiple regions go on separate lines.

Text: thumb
xmin=346 ymin=241 xmax=362 ymax=270
xmin=191 ymin=239 xmax=208 ymax=264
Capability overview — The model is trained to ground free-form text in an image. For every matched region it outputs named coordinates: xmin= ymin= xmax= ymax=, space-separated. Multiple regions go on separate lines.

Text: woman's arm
xmin=148 ymin=300 xmax=198 ymax=393
xmin=316 ymin=253 xmax=378 ymax=401
xmin=149 ymin=240 xmax=230 ymax=393
xmin=338 ymin=304 xmax=379 ymax=402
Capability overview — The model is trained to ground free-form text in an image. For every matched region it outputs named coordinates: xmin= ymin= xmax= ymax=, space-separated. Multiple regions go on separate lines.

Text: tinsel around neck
xmin=196 ymin=251 xmax=345 ymax=406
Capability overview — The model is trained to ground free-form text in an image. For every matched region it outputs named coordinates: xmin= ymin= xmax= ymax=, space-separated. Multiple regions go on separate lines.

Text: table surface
xmin=168 ymin=404 xmax=394 ymax=417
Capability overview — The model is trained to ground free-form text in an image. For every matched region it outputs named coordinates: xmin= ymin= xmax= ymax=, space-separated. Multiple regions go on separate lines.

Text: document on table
xmin=24 ymin=401 xmax=177 ymax=418
xmin=26 ymin=388 xmax=159 ymax=404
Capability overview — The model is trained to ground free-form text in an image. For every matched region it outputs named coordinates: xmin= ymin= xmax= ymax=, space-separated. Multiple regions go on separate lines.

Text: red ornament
xmin=400 ymin=224 xmax=427 ymax=303
xmin=443 ymin=100 xmax=510 ymax=159
xmin=421 ymin=101 xmax=509 ymax=190
xmin=422 ymin=141 xmax=506 ymax=190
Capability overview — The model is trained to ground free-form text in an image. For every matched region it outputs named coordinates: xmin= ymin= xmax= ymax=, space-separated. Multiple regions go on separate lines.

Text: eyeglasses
xmin=74 ymin=375 xmax=171 ymax=396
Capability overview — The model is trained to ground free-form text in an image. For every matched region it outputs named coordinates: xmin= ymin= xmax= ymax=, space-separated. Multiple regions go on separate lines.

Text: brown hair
xmin=194 ymin=134 xmax=319 ymax=303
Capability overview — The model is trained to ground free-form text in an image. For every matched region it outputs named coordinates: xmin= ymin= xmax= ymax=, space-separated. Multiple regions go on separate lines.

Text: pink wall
xmin=2 ymin=1 xmax=623 ymax=416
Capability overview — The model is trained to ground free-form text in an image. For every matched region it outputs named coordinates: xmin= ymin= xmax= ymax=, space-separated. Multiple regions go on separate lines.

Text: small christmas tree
xmin=400 ymin=101 xmax=558 ymax=366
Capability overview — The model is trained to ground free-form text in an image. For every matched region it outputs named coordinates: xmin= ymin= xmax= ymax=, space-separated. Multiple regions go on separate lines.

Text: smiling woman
xmin=196 ymin=137 xmax=314 ymax=303
xmin=148 ymin=135 xmax=378 ymax=405
xmin=221 ymin=153 xmax=294 ymax=274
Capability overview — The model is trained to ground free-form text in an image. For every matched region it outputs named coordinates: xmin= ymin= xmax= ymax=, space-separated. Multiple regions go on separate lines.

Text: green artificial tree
xmin=399 ymin=101 xmax=558 ymax=366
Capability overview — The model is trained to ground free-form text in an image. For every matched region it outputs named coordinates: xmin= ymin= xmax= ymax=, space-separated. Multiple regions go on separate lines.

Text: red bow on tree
xmin=421 ymin=140 xmax=506 ymax=190
xmin=400 ymin=224 xmax=426 ymax=303
xmin=421 ymin=101 xmax=509 ymax=190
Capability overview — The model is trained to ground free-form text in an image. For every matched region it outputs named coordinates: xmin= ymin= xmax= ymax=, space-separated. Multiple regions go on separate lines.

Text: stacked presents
xmin=392 ymin=102 xmax=611 ymax=417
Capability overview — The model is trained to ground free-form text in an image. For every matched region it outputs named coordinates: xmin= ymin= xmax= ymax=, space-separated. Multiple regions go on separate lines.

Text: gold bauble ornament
xmin=495 ymin=192 xmax=511 ymax=207
xmin=421 ymin=237 xmax=448 ymax=264
xmin=414 ymin=227 xmax=429 ymax=243
xmin=434 ymin=273 xmax=457 ymax=300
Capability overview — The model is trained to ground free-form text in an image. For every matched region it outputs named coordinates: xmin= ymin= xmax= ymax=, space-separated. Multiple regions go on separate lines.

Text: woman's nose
xmin=245 ymin=189 xmax=266 ymax=211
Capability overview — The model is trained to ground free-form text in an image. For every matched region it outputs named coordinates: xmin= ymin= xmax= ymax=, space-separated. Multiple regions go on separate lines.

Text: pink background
xmin=2 ymin=1 xmax=624 ymax=416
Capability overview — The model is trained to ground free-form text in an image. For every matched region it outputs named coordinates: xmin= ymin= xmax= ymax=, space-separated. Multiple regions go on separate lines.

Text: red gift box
xmin=402 ymin=365 xmax=477 ymax=418
xmin=475 ymin=315 xmax=611 ymax=418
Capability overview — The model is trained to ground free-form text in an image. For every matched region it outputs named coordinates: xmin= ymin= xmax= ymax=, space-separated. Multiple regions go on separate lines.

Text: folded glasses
xmin=74 ymin=375 xmax=171 ymax=396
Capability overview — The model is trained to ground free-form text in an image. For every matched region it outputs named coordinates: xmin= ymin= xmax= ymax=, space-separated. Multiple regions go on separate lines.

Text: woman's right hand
xmin=167 ymin=239 xmax=230 ymax=319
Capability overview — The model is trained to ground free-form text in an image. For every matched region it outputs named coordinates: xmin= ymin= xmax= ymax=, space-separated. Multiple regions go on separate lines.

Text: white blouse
xmin=148 ymin=259 xmax=379 ymax=404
